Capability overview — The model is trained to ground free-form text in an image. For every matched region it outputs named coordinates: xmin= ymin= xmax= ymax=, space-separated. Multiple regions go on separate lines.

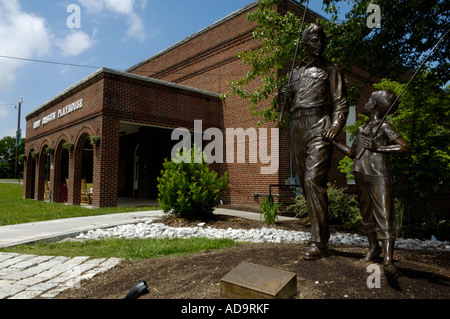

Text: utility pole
xmin=15 ymin=98 xmax=23 ymax=180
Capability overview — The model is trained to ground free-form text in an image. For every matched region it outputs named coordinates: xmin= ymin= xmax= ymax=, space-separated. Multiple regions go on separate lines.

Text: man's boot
xmin=382 ymin=239 xmax=396 ymax=274
xmin=304 ymin=242 xmax=327 ymax=260
xmin=362 ymin=232 xmax=382 ymax=262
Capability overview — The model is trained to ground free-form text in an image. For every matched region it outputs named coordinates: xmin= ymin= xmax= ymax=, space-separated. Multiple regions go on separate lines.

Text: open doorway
xmin=55 ymin=143 xmax=69 ymax=203
xmin=26 ymin=149 xmax=36 ymax=199
xmin=118 ymin=123 xmax=175 ymax=200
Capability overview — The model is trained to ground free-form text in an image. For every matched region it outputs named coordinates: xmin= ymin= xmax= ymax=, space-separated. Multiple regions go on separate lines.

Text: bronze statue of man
xmin=277 ymin=23 xmax=349 ymax=260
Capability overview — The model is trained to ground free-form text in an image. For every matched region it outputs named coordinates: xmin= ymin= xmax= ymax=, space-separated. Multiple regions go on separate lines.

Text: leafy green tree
xmin=322 ymin=0 xmax=449 ymax=86
xmin=374 ymin=76 xmax=450 ymax=200
xmin=0 ymin=136 xmax=25 ymax=179
xmin=225 ymin=0 xmax=449 ymax=125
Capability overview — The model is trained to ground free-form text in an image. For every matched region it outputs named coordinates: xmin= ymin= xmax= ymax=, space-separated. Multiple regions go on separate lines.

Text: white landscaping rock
xmin=70 ymin=221 xmax=450 ymax=251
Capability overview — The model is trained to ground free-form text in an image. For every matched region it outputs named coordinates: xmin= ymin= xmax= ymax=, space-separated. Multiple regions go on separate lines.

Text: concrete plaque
xmin=221 ymin=262 xmax=297 ymax=299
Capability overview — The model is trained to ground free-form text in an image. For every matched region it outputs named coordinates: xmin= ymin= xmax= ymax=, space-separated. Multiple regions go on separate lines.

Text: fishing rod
xmin=279 ymin=0 xmax=310 ymax=123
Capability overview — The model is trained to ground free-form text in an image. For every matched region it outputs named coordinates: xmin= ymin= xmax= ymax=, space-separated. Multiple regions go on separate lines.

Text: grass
xmin=0 ymin=237 xmax=238 ymax=261
xmin=0 ymin=182 xmax=239 ymax=259
xmin=0 ymin=183 xmax=161 ymax=226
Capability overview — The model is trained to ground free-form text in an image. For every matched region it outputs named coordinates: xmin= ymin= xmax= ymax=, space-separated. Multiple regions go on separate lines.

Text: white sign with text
xmin=33 ymin=99 xmax=83 ymax=129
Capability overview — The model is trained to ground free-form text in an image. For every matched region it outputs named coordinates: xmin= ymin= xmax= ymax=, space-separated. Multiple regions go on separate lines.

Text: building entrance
xmin=118 ymin=123 xmax=176 ymax=200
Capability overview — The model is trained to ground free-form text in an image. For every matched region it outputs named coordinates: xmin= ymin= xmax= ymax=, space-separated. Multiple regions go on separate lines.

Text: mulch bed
xmin=55 ymin=214 xmax=450 ymax=301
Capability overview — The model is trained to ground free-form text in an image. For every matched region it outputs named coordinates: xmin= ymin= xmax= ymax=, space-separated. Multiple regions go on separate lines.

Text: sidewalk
xmin=0 ymin=211 xmax=168 ymax=299
xmin=0 ymin=211 xmax=165 ymax=248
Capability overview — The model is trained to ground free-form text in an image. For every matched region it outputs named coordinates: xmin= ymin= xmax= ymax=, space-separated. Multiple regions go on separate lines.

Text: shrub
xmin=293 ymin=183 xmax=362 ymax=233
xmin=327 ymin=183 xmax=362 ymax=232
xmin=260 ymin=196 xmax=279 ymax=224
xmin=157 ymin=146 xmax=229 ymax=220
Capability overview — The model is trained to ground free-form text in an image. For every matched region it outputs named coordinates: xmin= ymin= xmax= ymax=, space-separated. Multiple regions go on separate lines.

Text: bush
xmin=418 ymin=218 xmax=450 ymax=241
xmin=260 ymin=196 xmax=279 ymax=224
xmin=157 ymin=146 xmax=229 ymax=220
xmin=293 ymin=183 xmax=362 ymax=233
xmin=0 ymin=162 xmax=11 ymax=178
xmin=327 ymin=183 xmax=362 ymax=232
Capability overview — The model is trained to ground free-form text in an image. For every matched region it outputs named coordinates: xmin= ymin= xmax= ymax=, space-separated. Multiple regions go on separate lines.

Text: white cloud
xmin=125 ymin=12 xmax=146 ymax=42
xmin=57 ymin=30 xmax=96 ymax=57
xmin=0 ymin=0 xmax=51 ymax=92
xmin=78 ymin=0 xmax=134 ymax=15
xmin=77 ymin=0 xmax=147 ymax=42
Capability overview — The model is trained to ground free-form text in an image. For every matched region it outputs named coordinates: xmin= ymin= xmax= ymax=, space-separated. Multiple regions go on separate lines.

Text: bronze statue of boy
xmin=333 ymin=89 xmax=410 ymax=273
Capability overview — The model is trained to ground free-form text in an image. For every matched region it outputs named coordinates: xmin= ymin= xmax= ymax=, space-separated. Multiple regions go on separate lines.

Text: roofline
xmin=26 ymin=68 xmax=220 ymax=119
xmin=126 ymin=0 xmax=327 ymax=73
xmin=126 ymin=1 xmax=259 ymax=73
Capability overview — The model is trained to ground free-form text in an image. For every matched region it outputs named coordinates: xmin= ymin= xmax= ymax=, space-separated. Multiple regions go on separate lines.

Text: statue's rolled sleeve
xmin=329 ymin=65 xmax=349 ymax=131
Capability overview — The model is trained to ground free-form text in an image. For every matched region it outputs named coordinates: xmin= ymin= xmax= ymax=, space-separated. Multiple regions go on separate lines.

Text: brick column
xmin=67 ymin=146 xmax=81 ymax=206
xmin=35 ymin=152 xmax=45 ymax=200
xmin=93 ymin=117 xmax=119 ymax=208
xmin=23 ymin=153 xmax=34 ymax=199
xmin=48 ymin=151 xmax=55 ymax=202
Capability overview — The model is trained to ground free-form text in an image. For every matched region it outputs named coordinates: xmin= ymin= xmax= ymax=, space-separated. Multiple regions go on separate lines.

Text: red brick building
xmin=24 ymin=1 xmax=378 ymax=209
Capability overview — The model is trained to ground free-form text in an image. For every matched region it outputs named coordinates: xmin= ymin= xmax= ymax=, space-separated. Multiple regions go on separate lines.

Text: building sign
xmin=33 ymin=99 xmax=83 ymax=129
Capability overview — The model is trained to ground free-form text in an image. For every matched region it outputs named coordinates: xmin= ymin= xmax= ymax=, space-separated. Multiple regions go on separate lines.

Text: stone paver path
xmin=0 ymin=252 xmax=121 ymax=299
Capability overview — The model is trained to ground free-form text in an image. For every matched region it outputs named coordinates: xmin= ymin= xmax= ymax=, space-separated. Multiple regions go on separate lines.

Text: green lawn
xmin=0 ymin=183 xmax=161 ymax=226
xmin=0 ymin=237 xmax=237 ymax=261
xmin=0 ymin=182 xmax=238 ymax=259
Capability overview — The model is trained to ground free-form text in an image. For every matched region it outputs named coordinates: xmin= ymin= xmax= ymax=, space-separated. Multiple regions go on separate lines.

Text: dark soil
xmin=55 ymin=214 xmax=450 ymax=300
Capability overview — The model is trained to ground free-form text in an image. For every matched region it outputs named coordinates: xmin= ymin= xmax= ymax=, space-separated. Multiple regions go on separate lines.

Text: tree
xmin=0 ymin=136 xmax=25 ymax=179
xmin=377 ymin=76 xmax=449 ymax=197
xmin=226 ymin=0 xmax=449 ymax=125
xmin=322 ymin=0 xmax=449 ymax=86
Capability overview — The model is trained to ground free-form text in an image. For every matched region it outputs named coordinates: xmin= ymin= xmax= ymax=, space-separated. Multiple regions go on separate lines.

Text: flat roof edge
xmin=126 ymin=0 xmax=327 ymax=73
xmin=26 ymin=68 xmax=220 ymax=119
xmin=25 ymin=68 xmax=104 ymax=118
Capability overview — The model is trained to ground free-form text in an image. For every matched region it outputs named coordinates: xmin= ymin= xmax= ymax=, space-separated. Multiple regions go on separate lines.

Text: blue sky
xmin=0 ymin=0 xmax=347 ymax=140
